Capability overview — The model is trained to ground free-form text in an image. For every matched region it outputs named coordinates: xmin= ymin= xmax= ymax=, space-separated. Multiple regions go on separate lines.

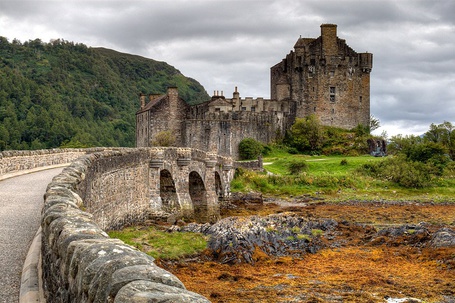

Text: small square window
xmin=251 ymin=106 xmax=255 ymax=112
xmin=241 ymin=107 xmax=247 ymax=111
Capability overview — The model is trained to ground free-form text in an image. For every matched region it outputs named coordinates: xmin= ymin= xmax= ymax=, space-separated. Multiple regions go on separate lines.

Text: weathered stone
xmin=93 ymin=264 xmax=186 ymax=302
xmin=18 ymin=146 xmax=236 ymax=302
xmin=114 ymin=281 xmax=210 ymax=303
xmin=182 ymin=213 xmax=337 ymax=264
xmin=429 ymin=228 xmax=455 ymax=247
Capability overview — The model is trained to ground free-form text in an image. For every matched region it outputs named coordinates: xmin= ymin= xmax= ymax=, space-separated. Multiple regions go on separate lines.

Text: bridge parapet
xmin=0 ymin=148 xmax=103 ymax=176
xmin=41 ymin=148 xmax=211 ymax=302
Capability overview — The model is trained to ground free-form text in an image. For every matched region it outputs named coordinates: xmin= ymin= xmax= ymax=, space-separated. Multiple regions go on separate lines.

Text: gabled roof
xmin=294 ymin=38 xmax=315 ymax=48
xmin=136 ymin=95 xmax=166 ymax=114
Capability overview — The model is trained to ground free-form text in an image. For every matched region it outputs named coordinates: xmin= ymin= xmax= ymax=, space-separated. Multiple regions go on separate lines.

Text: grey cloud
xmin=0 ymin=0 xmax=454 ymax=136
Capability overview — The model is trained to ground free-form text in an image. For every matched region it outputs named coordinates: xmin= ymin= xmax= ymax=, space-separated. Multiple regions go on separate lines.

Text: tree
xmin=423 ymin=121 xmax=455 ymax=160
xmin=369 ymin=115 xmax=381 ymax=132
xmin=387 ymin=134 xmax=421 ymax=155
xmin=287 ymin=115 xmax=325 ymax=153
xmin=238 ymin=138 xmax=264 ymax=160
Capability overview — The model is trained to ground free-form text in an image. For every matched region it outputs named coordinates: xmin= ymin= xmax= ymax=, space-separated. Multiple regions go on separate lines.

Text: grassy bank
xmin=108 ymin=226 xmax=208 ymax=260
xmin=232 ymin=153 xmax=455 ymax=202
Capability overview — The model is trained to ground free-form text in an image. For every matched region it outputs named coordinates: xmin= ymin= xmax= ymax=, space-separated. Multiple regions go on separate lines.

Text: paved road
xmin=0 ymin=168 xmax=64 ymax=303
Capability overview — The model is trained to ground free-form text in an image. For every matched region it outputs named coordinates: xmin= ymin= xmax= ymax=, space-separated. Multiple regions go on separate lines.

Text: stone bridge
xmin=80 ymin=147 xmax=235 ymax=229
xmin=1 ymin=147 xmax=238 ymax=302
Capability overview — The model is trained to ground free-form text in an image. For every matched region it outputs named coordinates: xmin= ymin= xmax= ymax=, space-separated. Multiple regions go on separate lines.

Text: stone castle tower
xmin=271 ymin=24 xmax=372 ymax=129
xmin=136 ymin=24 xmax=372 ymax=158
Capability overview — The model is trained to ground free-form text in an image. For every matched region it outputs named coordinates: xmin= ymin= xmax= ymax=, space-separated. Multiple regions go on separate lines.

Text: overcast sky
xmin=1 ymin=0 xmax=454 ymax=137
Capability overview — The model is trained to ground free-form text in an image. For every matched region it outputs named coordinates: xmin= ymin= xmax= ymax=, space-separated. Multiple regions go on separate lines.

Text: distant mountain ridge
xmin=0 ymin=37 xmax=209 ymax=150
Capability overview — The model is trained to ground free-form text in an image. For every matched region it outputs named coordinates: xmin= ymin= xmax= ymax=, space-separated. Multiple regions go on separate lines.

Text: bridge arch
xmin=159 ymin=169 xmax=179 ymax=213
xmin=215 ymin=171 xmax=223 ymax=200
xmin=188 ymin=170 xmax=208 ymax=223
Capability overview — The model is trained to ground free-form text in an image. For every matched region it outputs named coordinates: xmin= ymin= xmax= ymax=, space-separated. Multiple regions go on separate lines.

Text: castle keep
xmin=136 ymin=24 xmax=372 ymax=158
xmin=271 ymin=24 xmax=372 ymax=128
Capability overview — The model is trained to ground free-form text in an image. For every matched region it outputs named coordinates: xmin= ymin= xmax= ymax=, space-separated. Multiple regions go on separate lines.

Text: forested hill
xmin=0 ymin=37 xmax=209 ymax=150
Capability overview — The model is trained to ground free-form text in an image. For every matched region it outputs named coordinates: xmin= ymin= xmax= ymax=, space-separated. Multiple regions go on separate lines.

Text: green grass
xmin=234 ymin=152 xmax=455 ymax=202
xmin=264 ymin=155 xmax=384 ymax=176
xmin=108 ymin=226 xmax=208 ymax=260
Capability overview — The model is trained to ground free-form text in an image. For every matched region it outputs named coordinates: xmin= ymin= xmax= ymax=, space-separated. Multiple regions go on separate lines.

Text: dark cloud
xmin=0 ymin=0 xmax=454 ymax=136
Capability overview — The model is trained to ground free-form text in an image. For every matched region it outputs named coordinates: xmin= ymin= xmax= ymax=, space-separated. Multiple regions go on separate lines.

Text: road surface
xmin=0 ymin=168 xmax=64 ymax=303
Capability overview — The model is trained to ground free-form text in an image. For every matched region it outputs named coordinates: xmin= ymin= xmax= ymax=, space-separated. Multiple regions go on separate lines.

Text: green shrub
xmin=443 ymin=161 xmax=455 ymax=177
xmin=238 ymin=138 xmax=264 ymax=160
xmin=151 ymin=130 xmax=176 ymax=147
xmin=262 ymin=144 xmax=272 ymax=156
xmin=340 ymin=159 xmax=348 ymax=166
xmin=288 ymin=147 xmax=299 ymax=154
xmin=358 ymin=156 xmax=432 ymax=188
xmin=287 ymin=159 xmax=308 ymax=175
xmin=406 ymin=142 xmax=448 ymax=163
xmin=286 ymin=115 xmax=325 ymax=153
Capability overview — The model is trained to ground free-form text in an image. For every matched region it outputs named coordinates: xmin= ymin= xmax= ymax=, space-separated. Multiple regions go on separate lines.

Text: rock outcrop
xmin=180 ymin=213 xmax=337 ymax=264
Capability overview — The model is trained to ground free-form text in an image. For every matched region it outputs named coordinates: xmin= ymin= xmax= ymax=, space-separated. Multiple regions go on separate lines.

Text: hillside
xmin=0 ymin=37 xmax=209 ymax=150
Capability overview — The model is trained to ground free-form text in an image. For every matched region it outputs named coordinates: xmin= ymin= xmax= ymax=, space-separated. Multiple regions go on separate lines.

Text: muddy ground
xmin=159 ymin=198 xmax=455 ymax=303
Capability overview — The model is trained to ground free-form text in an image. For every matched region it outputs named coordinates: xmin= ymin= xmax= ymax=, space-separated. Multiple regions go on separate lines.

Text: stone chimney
xmin=321 ymin=24 xmax=338 ymax=57
xmin=139 ymin=93 xmax=146 ymax=109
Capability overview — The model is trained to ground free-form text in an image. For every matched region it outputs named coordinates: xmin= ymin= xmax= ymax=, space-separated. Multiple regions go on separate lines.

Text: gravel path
xmin=0 ymin=168 xmax=63 ymax=303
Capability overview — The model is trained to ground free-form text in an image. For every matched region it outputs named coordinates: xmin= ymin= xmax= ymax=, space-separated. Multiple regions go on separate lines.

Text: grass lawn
xmin=233 ymin=154 xmax=455 ymax=202
xmin=108 ymin=226 xmax=208 ymax=260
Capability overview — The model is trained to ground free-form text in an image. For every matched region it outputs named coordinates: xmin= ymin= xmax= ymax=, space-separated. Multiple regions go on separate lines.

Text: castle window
xmin=359 ymin=96 xmax=363 ymax=103
xmin=241 ymin=107 xmax=247 ymax=111
xmin=251 ymin=106 xmax=255 ymax=112
xmin=314 ymin=107 xmax=316 ymax=112
xmin=215 ymin=108 xmax=220 ymax=112
xmin=330 ymin=87 xmax=336 ymax=102
xmin=330 ymin=71 xmax=335 ymax=77
xmin=332 ymin=109 xmax=335 ymax=114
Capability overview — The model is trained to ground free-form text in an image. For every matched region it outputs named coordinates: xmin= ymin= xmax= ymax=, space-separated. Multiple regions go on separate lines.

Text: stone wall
xmin=41 ymin=148 xmax=211 ymax=302
xmin=79 ymin=149 xmax=151 ymax=230
xmin=234 ymin=157 xmax=263 ymax=172
xmin=0 ymin=148 xmax=102 ymax=176
xmin=184 ymin=110 xmax=294 ymax=158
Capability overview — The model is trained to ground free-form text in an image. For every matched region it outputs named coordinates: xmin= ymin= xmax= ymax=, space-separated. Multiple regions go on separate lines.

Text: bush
xmin=286 ymin=115 xmax=325 ymax=153
xmin=443 ymin=161 xmax=455 ymax=177
xmin=288 ymin=147 xmax=299 ymax=154
xmin=238 ymin=138 xmax=264 ymax=160
xmin=151 ymin=130 xmax=176 ymax=147
xmin=287 ymin=159 xmax=308 ymax=175
xmin=340 ymin=159 xmax=348 ymax=166
xmin=406 ymin=142 xmax=448 ymax=163
xmin=358 ymin=156 xmax=432 ymax=188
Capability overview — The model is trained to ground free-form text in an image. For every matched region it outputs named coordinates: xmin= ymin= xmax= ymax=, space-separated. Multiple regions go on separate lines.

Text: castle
xmin=136 ymin=24 xmax=373 ymax=158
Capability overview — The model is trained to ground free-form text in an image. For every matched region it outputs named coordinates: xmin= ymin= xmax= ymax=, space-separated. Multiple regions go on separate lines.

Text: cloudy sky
xmin=1 ymin=0 xmax=454 ymax=137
